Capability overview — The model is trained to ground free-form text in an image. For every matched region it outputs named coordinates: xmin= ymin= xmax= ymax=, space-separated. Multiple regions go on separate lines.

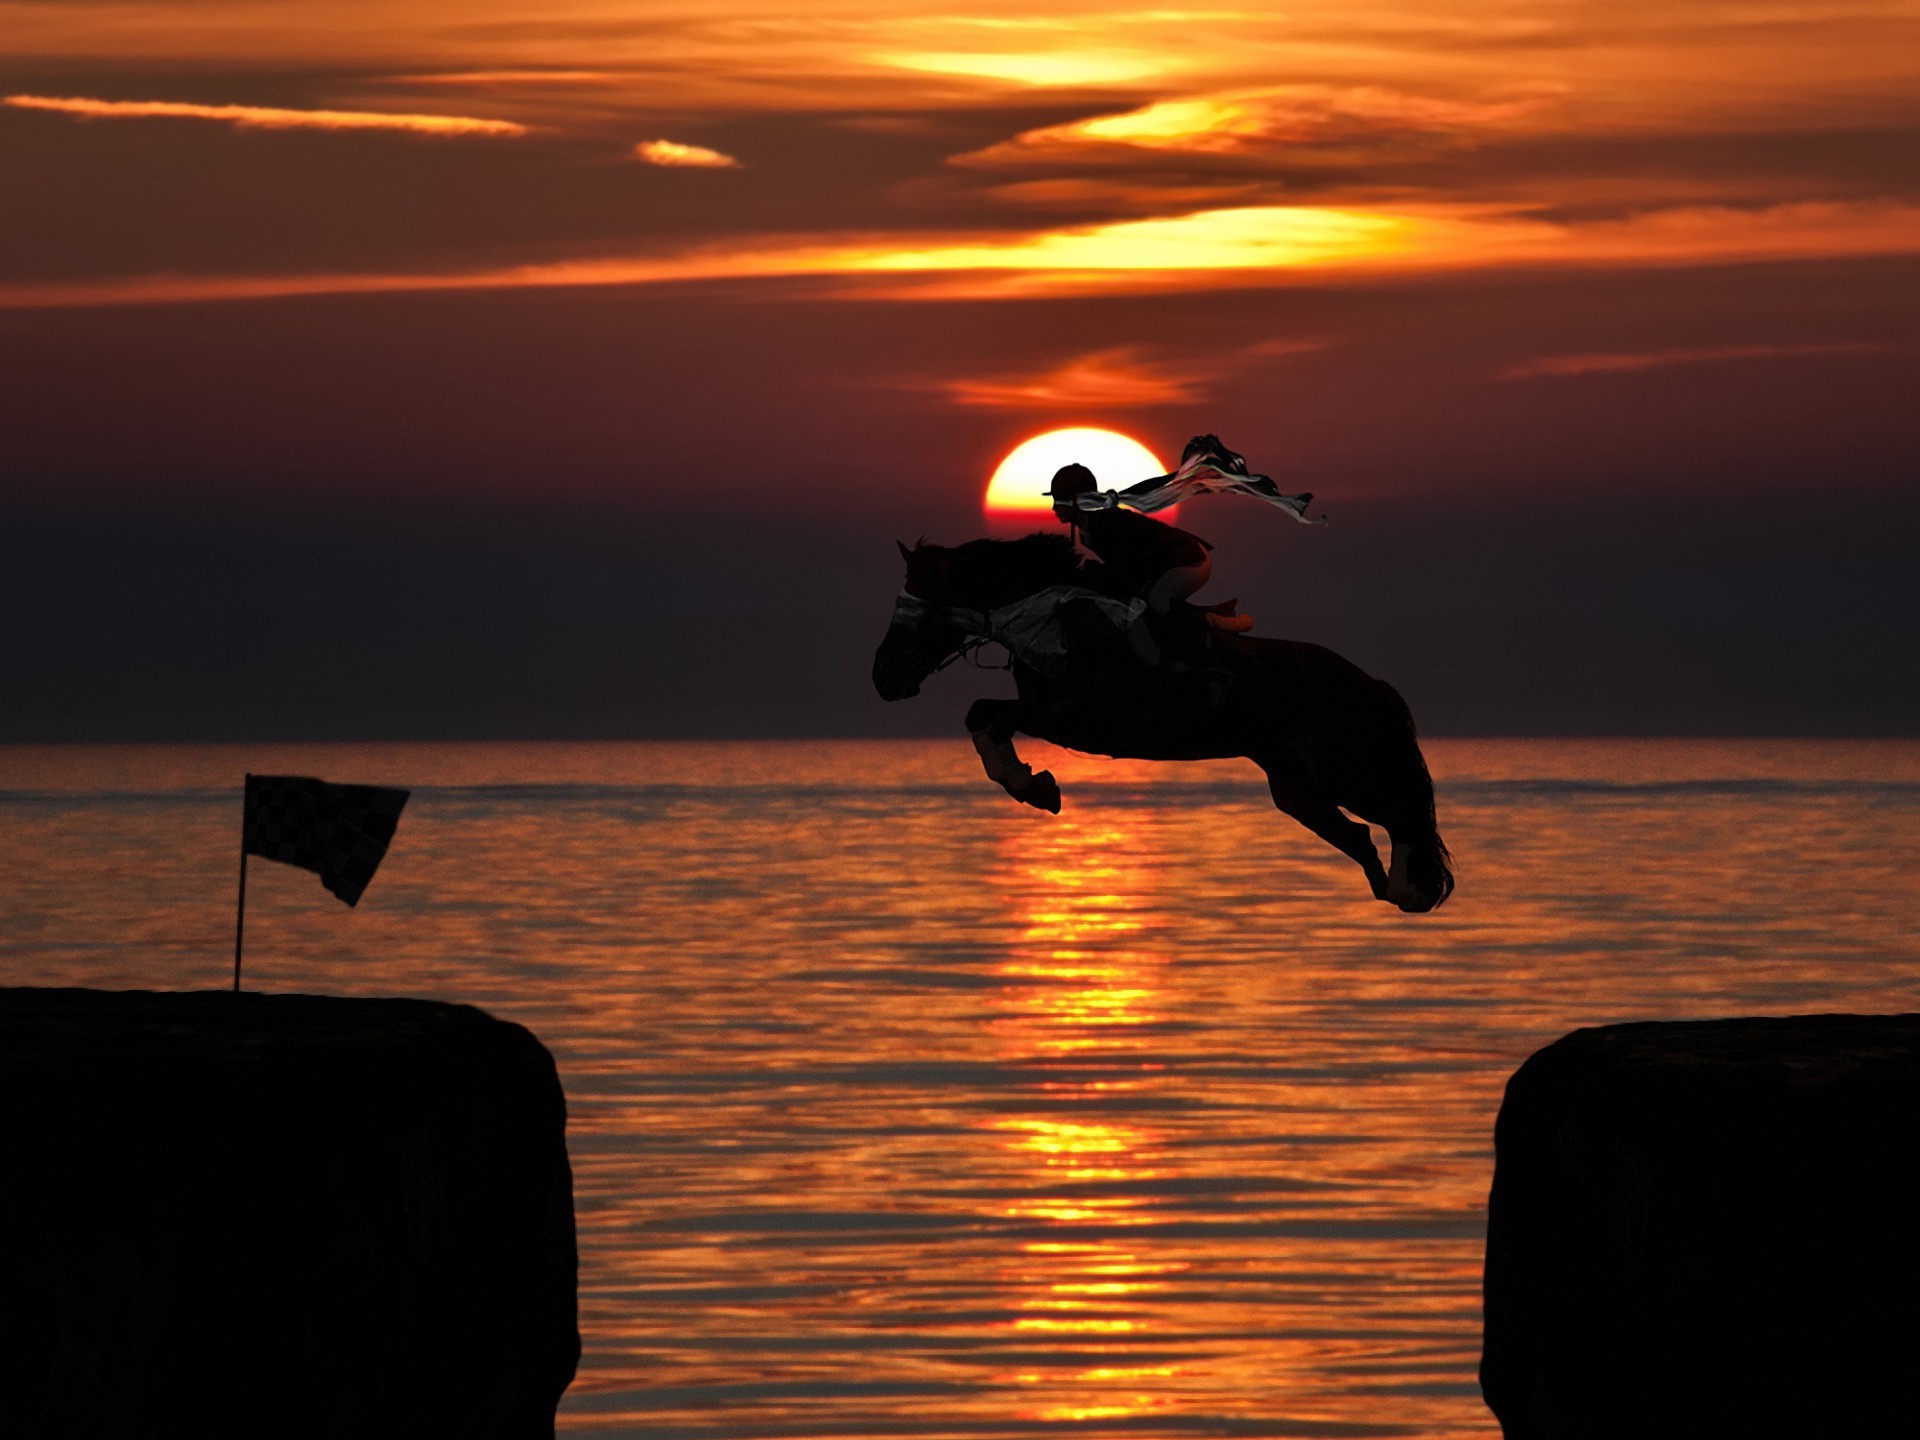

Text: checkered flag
xmin=242 ymin=774 xmax=409 ymax=907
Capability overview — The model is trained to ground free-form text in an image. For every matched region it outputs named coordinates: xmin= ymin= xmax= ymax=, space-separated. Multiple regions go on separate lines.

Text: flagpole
xmin=234 ymin=777 xmax=249 ymax=992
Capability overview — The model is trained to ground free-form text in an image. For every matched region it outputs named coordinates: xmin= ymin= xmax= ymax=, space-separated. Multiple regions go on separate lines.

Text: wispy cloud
xmin=982 ymin=178 xmax=1272 ymax=213
xmin=875 ymin=49 xmax=1175 ymax=87
xmin=858 ymin=205 xmax=1415 ymax=274
xmin=388 ymin=71 xmax=615 ymax=88
xmin=1502 ymin=341 xmax=1890 ymax=379
xmin=941 ymin=339 xmax=1323 ymax=408
xmin=3 ymin=93 xmax=528 ymax=136
xmin=946 ymin=347 xmax=1214 ymax=408
xmin=844 ymin=200 xmax=1920 ymax=300
xmin=634 ymin=139 xmax=740 ymax=169
xmin=5 ymin=200 xmax=1919 ymax=311
xmin=956 ymin=85 xmax=1553 ymax=167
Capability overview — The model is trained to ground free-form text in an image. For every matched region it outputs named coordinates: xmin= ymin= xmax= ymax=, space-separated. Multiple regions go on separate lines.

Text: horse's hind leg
xmin=1258 ymin=756 xmax=1389 ymax=901
xmin=965 ymin=699 xmax=1061 ymax=813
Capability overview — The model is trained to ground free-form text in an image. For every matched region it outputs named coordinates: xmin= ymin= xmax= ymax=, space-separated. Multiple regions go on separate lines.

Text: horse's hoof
xmin=1019 ymin=771 xmax=1062 ymax=814
xmin=1391 ymin=888 xmax=1437 ymax=914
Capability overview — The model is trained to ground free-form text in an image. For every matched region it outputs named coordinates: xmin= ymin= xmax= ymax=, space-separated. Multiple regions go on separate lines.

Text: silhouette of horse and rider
xmin=871 ymin=434 xmax=1454 ymax=913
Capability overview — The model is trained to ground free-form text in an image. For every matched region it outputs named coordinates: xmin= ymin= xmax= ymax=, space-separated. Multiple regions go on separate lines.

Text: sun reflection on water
xmin=6 ymin=740 xmax=1919 ymax=1438
xmin=986 ymin=808 xmax=1188 ymax=1422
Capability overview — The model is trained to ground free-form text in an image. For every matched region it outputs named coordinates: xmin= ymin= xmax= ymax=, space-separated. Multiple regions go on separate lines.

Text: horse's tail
xmin=1371 ymin=676 xmax=1455 ymax=910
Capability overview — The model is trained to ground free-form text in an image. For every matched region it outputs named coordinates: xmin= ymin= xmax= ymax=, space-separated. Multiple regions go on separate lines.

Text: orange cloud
xmin=5 ymin=200 xmax=1918 ymax=311
xmin=2 ymin=93 xmax=528 ymax=136
xmin=876 ymin=50 xmax=1174 ymax=88
xmin=633 ymin=139 xmax=740 ymax=169
xmin=947 ymin=348 xmax=1212 ymax=408
xmin=1502 ymin=342 xmax=1890 ymax=379
xmin=982 ymin=178 xmax=1273 ymax=214
xmin=957 ymin=85 xmax=1553 ymax=166
xmin=838 ymin=200 xmax=1920 ymax=300
xmin=389 ymin=71 xmax=615 ymax=88
xmin=854 ymin=205 xmax=1416 ymax=274
xmin=0 ymin=0 xmax=1911 ymax=127
xmin=943 ymin=341 xmax=1322 ymax=408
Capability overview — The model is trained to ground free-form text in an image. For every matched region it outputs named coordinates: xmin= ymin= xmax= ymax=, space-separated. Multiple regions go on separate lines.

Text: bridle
xmin=888 ymin=591 xmax=1009 ymax=674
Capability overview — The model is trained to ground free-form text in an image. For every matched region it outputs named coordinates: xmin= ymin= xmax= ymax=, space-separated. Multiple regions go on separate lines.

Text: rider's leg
xmin=1142 ymin=552 xmax=1232 ymax=702
xmin=1145 ymin=553 xmax=1211 ymax=615
xmin=1142 ymin=553 xmax=1209 ymax=666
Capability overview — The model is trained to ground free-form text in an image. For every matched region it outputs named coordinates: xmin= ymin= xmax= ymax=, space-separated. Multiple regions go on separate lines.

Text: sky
xmin=2 ymin=0 xmax=1916 ymax=739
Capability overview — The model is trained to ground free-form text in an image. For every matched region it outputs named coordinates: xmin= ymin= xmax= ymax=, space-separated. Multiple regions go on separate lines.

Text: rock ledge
xmin=1482 ymin=1013 xmax=1920 ymax=1438
xmin=0 ymin=986 xmax=577 ymax=1439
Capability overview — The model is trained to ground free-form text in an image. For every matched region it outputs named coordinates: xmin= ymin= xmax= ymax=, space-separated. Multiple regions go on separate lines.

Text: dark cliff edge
xmin=1481 ymin=1014 xmax=1920 ymax=1439
xmin=0 ymin=987 xmax=578 ymax=1439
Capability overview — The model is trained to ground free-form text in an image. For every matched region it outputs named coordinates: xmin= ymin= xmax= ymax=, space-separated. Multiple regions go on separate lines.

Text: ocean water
xmin=3 ymin=738 xmax=1919 ymax=1438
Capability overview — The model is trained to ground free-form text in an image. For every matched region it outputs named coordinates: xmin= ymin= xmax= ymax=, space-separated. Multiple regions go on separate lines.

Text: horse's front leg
xmin=1259 ymin=756 xmax=1390 ymax=901
xmin=964 ymin=698 xmax=1061 ymax=813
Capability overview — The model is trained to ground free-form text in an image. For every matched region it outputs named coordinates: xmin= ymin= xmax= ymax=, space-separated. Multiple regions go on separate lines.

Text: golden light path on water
xmin=3 ymin=739 xmax=1919 ymax=1437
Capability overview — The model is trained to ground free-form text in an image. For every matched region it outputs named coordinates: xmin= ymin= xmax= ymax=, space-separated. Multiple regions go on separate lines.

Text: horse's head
xmin=872 ymin=540 xmax=961 ymax=702
xmin=872 ymin=532 xmax=1080 ymax=701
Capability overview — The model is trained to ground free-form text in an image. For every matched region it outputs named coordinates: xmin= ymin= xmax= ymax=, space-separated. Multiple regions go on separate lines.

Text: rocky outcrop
xmin=1481 ymin=1014 xmax=1920 ymax=1439
xmin=0 ymin=987 xmax=577 ymax=1439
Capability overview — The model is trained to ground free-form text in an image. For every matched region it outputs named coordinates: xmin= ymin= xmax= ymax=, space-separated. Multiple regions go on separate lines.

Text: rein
xmin=892 ymin=592 xmax=1011 ymax=673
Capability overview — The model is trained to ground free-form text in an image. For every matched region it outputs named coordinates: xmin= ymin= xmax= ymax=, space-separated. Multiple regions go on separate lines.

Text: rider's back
xmin=1074 ymin=507 xmax=1211 ymax=599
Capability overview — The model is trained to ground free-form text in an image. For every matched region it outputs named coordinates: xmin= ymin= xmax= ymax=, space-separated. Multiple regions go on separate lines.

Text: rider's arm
xmin=1071 ymin=555 xmax=1127 ymax=598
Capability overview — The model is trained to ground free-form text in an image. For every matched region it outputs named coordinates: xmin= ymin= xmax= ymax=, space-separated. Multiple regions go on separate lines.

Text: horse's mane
xmin=918 ymin=531 xmax=1080 ymax=607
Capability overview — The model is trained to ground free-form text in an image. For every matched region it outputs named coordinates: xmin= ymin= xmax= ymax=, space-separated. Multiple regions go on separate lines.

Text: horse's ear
xmin=896 ymin=539 xmax=913 ymax=562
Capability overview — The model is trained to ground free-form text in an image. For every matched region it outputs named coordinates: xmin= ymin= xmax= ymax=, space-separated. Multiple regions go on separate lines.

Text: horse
xmin=871 ymin=532 xmax=1454 ymax=913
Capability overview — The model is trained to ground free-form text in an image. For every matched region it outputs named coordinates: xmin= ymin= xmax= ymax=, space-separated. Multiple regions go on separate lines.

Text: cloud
xmin=633 ymin=138 xmax=740 ymax=168
xmin=945 ymin=347 xmax=1213 ymax=408
xmin=1501 ymin=341 xmax=1891 ymax=379
xmin=841 ymin=200 xmax=1920 ymax=300
xmin=387 ymin=71 xmax=616 ymax=88
xmin=2 ymin=93 xmax=528 ymax=137
xmin=0 ymin=0 xmax=1911 ymax=126
xmin=955 ymin=85 xmax=1553 ymax=166
xmin=5 ymin=200 xmax=1918 ymax=311
xmin=982 ymin=178 xmax=1274 ymax=214
xmin=856 ymin=205 xmax=1415 ymax=273
xmin=875 ymin=50 xmax=1174 ymax=87
xmin=940 ymin=339 xmax=1324 ymax=409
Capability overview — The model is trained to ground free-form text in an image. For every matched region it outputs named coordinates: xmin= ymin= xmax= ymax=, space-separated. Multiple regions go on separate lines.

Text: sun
xmin=984 ymin=428 xmax=1167 ymax=523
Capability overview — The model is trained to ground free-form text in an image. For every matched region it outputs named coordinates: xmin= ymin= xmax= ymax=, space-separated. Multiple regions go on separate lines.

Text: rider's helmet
xmin=1047 ymin=463 xmax=1097 ymax=518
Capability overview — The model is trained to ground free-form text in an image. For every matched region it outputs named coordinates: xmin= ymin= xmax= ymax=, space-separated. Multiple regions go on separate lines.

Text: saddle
xmin=1111 ymin=602 xmax=1251 ymax=715
xmin=989 ymin=589 xmax=1254 ymax=711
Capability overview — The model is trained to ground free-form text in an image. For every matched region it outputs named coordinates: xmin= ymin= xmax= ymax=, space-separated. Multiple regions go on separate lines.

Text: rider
xmin=1049 ymin=462 xmax=1213 ymax=621
xmin=1048 ymin=440 xmax=1239 ymax=680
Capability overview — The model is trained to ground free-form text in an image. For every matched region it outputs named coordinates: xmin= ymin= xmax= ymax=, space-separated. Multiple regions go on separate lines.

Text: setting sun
xmin=984 ymin=428 xmax=1166 ymax=522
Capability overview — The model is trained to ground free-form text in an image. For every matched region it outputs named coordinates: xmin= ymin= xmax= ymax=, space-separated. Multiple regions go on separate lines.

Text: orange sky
xmin=5 ymin=0 xmax=1920 ymax=306
xmin=4 ymin=0 xmax=1916 ymax=505
xmin=2 ymin=0 xmax=1917 ymax=740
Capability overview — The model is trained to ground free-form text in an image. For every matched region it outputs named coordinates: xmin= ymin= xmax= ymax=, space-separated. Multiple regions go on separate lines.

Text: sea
xmin=3 ymin=738 xmax=1918 ymax=1439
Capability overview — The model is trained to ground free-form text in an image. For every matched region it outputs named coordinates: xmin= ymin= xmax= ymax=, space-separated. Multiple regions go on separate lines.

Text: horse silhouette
xmin=872 ymin=533 xmax=1453 ymax=912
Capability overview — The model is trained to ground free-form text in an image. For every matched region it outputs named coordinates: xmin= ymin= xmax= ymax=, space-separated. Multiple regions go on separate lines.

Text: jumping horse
xmin=872 ymin=533 xmax=1454 ymax=912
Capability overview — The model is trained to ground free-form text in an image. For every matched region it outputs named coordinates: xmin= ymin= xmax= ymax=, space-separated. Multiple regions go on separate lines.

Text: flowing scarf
xmin=1067 ymin=450 xmax=1326 ymax=524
